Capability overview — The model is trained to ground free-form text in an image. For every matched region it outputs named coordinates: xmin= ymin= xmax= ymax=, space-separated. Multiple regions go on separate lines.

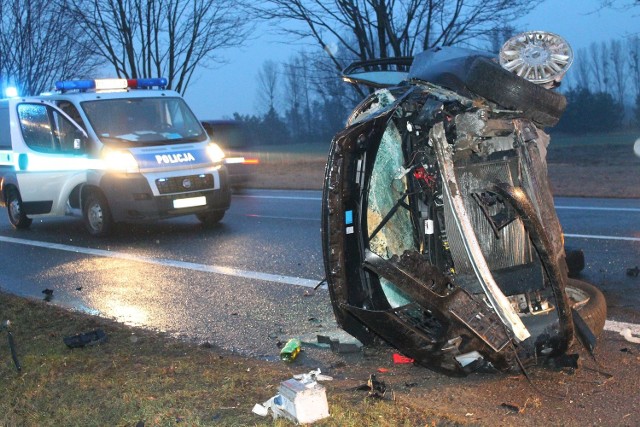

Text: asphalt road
xmin=0 ymin=190 xmax=639 ymax=361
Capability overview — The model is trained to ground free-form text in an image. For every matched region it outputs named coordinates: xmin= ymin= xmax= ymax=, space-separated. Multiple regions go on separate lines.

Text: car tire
xmin=83 ymin=191 xmax=114 ymax=237
xmin=465 ymin=57 xmax=567 ymax=127
xmin=196 ymin=210 xmax=225 ymax=226
xmin=6 ymin=186 xmax=32 ymax=229
xmin=566 ymin=278 xmax=607 ymax=337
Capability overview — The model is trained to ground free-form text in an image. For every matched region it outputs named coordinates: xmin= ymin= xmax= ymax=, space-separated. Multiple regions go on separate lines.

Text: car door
xmin=14 ymin=102 xmax=89 ymax=216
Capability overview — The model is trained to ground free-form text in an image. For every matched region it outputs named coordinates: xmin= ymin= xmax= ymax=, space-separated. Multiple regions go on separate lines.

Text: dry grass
xmin=0 ymin=292 xmax=447 ymax=426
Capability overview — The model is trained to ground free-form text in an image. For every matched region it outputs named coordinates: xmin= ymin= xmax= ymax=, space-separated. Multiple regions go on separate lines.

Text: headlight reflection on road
xmin=101 ymin=299 xmax=149 ymax=327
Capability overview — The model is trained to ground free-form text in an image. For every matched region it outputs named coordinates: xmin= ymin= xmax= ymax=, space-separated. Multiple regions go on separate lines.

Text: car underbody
xmin=321 ymin=42 xmax=606 ymax=376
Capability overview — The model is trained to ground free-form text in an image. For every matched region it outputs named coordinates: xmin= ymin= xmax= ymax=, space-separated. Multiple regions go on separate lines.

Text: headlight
xmin=102 ymin=148 xmax=139 ymax=173
xmin=206 ymin=143 xmax=225 ymax=163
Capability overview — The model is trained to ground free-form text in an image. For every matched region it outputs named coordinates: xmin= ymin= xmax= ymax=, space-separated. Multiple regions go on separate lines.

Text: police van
xmin=0 ymin=78 xmax=231 ymax=236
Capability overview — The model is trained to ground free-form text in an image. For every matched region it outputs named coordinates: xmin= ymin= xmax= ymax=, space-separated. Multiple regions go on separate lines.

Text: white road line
xmin=564 ymin=233 xmax=640 ymax=242
xmin=556 ymin=205 xmax=640 ymax=213
xmin=0 ymin=236 xmax=321 ymax=288
xmin=604 ymin=320 xmax=640 ymax=337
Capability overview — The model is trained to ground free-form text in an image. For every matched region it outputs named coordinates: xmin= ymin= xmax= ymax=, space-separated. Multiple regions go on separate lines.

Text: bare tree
xmin=256 ymin=60 xmax=280 ymax=114
xmin=252 ymin=0 xmax=536 ymax=75
xmin=588 ymin=42 xmax=609 ymax=93
xmin=629 ymin=36 xmax=640 ymax=98
xmin=0 ymin=0 xmax=101 ymax=96
xmin=608 ymin=39 xmax=628 ymax=104
xmin=66 ymin=0 xmax=250 ymax=94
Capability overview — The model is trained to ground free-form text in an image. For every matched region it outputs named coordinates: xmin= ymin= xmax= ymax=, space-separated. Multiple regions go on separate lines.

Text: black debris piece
xmin=317 ymin=334 xmax=361 ymax=353
xmin=63 ymin=329 xmax=107 ymax=348
xmin=356 ymin=374 xmax=387 ymax=399
xmin=42 ymin=289 xmax=54 ymax=302
xmin=551 ymin=353 xmax=580 ymax=370
xmin=626 ymin=266 xmax=639 ymax=277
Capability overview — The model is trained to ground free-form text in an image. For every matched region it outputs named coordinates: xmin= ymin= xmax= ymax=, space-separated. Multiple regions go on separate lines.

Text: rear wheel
xmin=83 ymin=191 xmax=113 ymax=237
xmin=6 ymin=187 xmax=32 ymax=229
xmin=196 ymin=210 xmax=225 ymax=227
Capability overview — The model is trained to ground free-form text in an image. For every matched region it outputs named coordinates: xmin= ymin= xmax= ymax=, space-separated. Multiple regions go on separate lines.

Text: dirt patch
xmin=250 ymin=144 xmax=640 ymax=198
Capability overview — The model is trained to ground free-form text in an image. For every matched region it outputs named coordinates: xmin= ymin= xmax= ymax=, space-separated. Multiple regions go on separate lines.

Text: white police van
xmin=0 ymin=78 xmax=231 ymax=236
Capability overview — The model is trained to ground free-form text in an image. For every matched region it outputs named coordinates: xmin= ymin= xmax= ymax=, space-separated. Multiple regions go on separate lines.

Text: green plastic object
xmin=280 ymin=338 xmax=301 ymax=362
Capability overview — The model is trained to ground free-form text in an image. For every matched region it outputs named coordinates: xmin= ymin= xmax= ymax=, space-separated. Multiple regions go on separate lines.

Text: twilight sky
xmin=184 ymin=0 xmax=639 ymax=120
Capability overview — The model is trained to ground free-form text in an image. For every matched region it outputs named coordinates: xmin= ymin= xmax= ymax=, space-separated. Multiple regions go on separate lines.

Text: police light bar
xmin=55 ymin=77 xmax=168 ymax=92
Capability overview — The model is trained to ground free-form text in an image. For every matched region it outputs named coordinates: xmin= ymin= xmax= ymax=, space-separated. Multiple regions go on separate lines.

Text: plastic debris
xmin=63 ymin=329 xmax=107 ymax=348
xmin=293 ymin=368 xmax=333 ymax=383
xmin=253 ymin=375 xmax=330 ymax=424
xmin=621 ymin=328 xmax=640 ymax=344
xmin=280 ymin=338 xmax=302 ymax=362
xmin=627 ymin=266 xmax=639 ymax=277
xmin=317 ymin=334 xmax=362 ymax=353
xmin=393 ymin=353 xmax=414 ymax=364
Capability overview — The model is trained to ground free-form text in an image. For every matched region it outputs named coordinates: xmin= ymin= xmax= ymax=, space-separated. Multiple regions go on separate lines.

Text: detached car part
xmin=322 ymin=39 xmax=606 ymax=376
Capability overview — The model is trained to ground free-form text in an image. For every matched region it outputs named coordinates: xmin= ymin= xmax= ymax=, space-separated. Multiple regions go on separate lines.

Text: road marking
xmin=0 ymin=236 xmax=321 ymax=288
xmin=604 ymin=320 xmax=640 ymax=337
xmin=564 ymin=233 xmax=640 ymax=242
xmin=556 ymin=205 xmax=640 ymax=213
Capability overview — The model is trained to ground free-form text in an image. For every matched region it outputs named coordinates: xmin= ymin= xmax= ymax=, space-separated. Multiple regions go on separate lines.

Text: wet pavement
xmin=0 ymin=190 xmax=639 ymax=360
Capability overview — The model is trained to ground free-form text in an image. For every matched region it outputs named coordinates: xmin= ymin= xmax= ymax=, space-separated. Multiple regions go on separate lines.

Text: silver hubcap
xmin=499 ymin=31 xmax=573 ymax=86
xmin=87 ymin=202 xmax=103 ymax=231
xmin=9 ymin=199 xmax=21 ymax=220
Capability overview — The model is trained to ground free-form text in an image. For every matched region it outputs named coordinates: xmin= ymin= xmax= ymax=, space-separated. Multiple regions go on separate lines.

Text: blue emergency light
xmin=55 ymin=77 xmax=167 ymax=92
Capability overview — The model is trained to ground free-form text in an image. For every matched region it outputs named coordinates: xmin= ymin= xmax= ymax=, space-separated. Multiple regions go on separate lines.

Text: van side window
xmin=18 ymin=104 xmax=56 ymax=152
xmin=18 ymin=103 xmax=85 ymax=154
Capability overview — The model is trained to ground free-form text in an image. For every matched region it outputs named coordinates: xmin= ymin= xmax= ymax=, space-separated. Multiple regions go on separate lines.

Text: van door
xmin=14 ymin=103 xmax=89 ymax=216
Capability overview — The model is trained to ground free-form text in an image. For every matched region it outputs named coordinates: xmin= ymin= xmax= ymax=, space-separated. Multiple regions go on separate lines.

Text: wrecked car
xmin=321 ymin=32 xmax=607 ymax=376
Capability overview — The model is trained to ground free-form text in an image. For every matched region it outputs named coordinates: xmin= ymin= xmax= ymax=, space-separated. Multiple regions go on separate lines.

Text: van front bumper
xmin=100 ymin=168 xmax=231 ymax=222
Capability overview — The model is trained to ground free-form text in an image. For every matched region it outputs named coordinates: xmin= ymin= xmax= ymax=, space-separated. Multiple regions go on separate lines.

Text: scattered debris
xmin=404 ymin=382 xmax=418 ymax=388
xmin=356 ymin=374 xmax=388 ymax=399
xmin=280 ymin=338 xmax=302 ymax=362
xmin=621 ymin=328 xmax=640 ymax=344
xmin=501 ymin=401 xmax=526 ymax=414
xmin=627 ymin=266 xmax=639 ymax=277
xmin=377 ymin=367 xmax=389 ymax=373
xmin=317 ymin=334 xmax=362 ymax=354
xmin=253 ymin=374 xmax=330 ymax=424
xmin=75 ymin=286 xmax=83 ymax=291
xmin=63 ymin=329 xmax=107 ymax=348
xmin=293 ymin=368 xmax=333 ymax=383
xmin=42 ymin=288 xmax=54 ymax=301
xmin=1 ymin=320 xmax=21 ymax=372
xmin=393 ymin=353 xmax=414 ymax=364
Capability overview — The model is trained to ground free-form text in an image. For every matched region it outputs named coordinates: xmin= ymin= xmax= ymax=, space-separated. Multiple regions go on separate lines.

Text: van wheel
xmin=196 ymin=210 xmax=224 ymax=227
xmin=6 ymin=187 xmax=32 ymax=229
xmin=83 ymin=192 xmax=113 ymax=237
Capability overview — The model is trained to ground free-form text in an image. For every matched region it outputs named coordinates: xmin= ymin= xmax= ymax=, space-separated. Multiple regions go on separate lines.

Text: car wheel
xmin=6 ymin=186 xmax=32 ymax=229
xmin=465 ymin=57 xmax=567 ymax=127
xmin=566 ymin=278 xmax=607 ymax=337
xmin=83 ymin=191 xmax=113 ymax=237
xmin=196 ymin=210 xmax=225 ymax=226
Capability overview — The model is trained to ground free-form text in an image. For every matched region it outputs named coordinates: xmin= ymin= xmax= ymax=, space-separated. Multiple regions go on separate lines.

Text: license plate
xmin=173 ymin=196 xmax=206 ymax=209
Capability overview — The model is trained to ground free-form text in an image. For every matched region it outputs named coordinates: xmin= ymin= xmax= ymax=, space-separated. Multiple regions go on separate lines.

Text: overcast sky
xmin=184 ymin=0 xmax=639 ymax=120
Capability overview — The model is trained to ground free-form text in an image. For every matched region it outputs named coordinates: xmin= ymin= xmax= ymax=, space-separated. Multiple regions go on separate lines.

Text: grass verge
xmin=0 ymin=292 xmax=450 ymax=426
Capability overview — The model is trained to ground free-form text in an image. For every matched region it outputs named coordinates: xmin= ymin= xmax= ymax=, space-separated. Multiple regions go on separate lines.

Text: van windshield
xmin=81 ymin=97 xmax=207 ymax=147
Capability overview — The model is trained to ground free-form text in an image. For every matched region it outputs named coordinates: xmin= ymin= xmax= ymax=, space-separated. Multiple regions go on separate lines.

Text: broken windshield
xmin=81 ymin=97 xmax=207 ymax=147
